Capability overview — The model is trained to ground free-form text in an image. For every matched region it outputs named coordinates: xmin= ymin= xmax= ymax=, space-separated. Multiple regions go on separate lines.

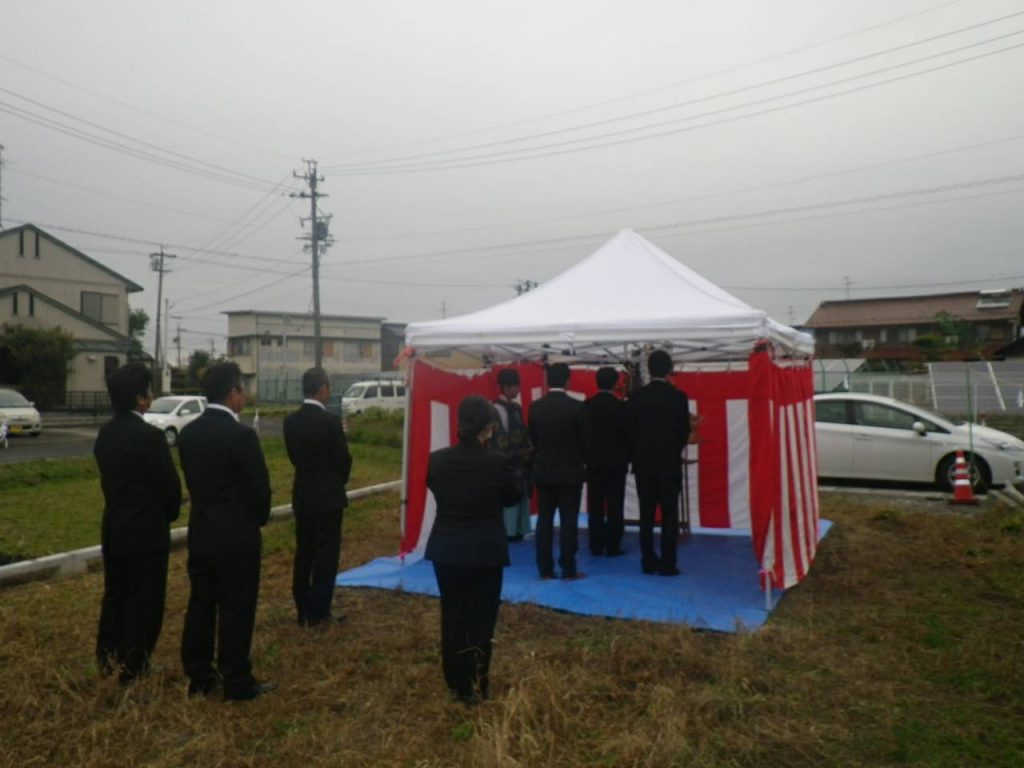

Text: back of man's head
xmin=595 ymin=366 xmax=619 ymax=391
xmin=496 ymin=368 xmax=520 ymax=389
xmin=107 ymin=363 xmax=152 ymax=413
xmin=546 ymin=363 xmax=570 ymax=389
xmin=203 ymin=361 xmax=243 ymax=404
xmin=301 ymin=367 xmax=330 ymax=398
xmin=647 ymin=350 xmax=673 ymax=378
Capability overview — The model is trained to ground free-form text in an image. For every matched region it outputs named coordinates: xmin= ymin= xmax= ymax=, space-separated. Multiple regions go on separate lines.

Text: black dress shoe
xmin=305 ymin=614 xmax=347 ymax=628
xmin=605 ymin=548 xmax=625 ymax=557
xmin=657 ymin=566 xmax=681 ymax=576
xmin=224 ymin=681 xmax=278 ymax=701
xmin=187 ymin=678 xmax=218 ymax=698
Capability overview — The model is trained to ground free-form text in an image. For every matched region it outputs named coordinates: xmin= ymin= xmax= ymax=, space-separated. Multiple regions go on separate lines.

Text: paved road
xmin=0 ymin=416 xmax=283 ymax=465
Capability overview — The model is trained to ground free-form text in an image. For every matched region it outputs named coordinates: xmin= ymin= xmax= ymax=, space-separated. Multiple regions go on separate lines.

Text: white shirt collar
xmin=207 ymin=403 xmax=240 ymax=422
xmin=303 ymin=398 xmax=326 ymax=410
xmin=131 ymin=410 xmax=145 ymax=419
xmin=548 ymin=387 xmax=566 ymax=393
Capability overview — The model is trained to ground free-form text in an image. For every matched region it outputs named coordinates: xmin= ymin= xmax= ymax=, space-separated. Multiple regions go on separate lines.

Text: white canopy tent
xmin=405 ymin=229 xmax=814 ymax=361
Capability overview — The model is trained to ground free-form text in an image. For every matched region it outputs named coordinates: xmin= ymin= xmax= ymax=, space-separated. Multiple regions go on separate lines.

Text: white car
xmin=814 ymin=392 xmax=1024 ymax=491
xmin=340 ymin=380 xmax=406 ymax=415
xmin=143 ymin=395 xmax=207 ymax=446
xmin=0 ymin=389 xmax=42 ymax=437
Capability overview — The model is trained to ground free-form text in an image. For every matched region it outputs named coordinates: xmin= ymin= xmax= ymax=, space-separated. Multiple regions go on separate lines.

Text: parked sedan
xmin=0 ymin=389 xmax=42 ymax=437
xmin=814 ymin=392 xmax=1024 ymax=491
xmin=142 ymin=395 xmax=207 ymax=446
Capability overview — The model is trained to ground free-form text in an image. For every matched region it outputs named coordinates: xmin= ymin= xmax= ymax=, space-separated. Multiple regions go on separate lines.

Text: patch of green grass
xmin=0 ymin=434 xmax=401 ymax=560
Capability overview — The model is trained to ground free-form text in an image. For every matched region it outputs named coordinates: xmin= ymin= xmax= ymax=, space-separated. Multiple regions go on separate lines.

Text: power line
xmin=0 ymin=53 xmax=297 ymax=161
xmin=319 ymin=0 xmax=972 ymax=164
xmin=331 ymin=36 xmax=1024 ymax=175
xmin=325 ymin=11 xmax=1024 ymax=172
xmin=328 ymin=132 xmax=1024 ymax=245
xmin=0 ymin=96 xmax=282 ymax=192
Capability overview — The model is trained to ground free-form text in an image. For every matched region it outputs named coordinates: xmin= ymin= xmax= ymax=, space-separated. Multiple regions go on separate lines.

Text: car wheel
xmin=164 ymin=428 xmax=178 ymax=447
xmin=29 ymin=432 xmax=41 ymax=438
xmin=937 ymin=453 xmax=990 ymax=493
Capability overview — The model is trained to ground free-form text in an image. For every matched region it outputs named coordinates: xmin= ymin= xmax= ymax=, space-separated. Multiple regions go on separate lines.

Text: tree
xmin=0 ymin=325 xmax=76 ymax=409
xmin=128 ymin=308 xmax=150 ymax=355
xmin=187 ymin=348 xmax=212 ymax=388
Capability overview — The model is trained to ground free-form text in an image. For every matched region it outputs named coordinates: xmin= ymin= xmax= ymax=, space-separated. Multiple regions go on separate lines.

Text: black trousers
xmin=96 ymin=549 xmax=169 ymax=681
xmin=432 ymin=562 xmax=503 ymax=699
xmin=181 ymin=551 xmax=260 ymax=697
xmin=292 ymin=507 xmax=343 ymax=624
xmin=635 ymin=473 xmax=682 ymax=572
xmin=586 ymin=466 xmax=626 ymax=555
xmin=535 ymin=482 xmax=582 ymax=577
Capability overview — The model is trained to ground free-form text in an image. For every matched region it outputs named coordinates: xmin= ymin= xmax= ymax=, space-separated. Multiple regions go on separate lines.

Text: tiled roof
xmin=805 ymin=290 xmax=1024 ymax=329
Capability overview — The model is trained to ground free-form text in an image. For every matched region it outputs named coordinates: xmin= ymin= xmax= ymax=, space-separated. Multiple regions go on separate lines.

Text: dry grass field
xmin=1 ymin=486 xmax=1023 ymax=767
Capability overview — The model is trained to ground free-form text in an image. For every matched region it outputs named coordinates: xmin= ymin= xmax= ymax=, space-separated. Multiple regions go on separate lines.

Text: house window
xmin=81 ymin=291 xmax=119 ymax=326
xmin=229 ymin=338 xmax=251 ymax=356
xmin=34 ymin=232 xmax=40 ymax=259
xmin=28 ymin=293 xmax=34 ymax=316
xmin=342 ymin=340 xmax=376 ymax=361
xmin=18 ymin=230 xmax=24 ymax=256
xmin=323 ymin=341 xmax=335 ymax=358
xmin=12 ymin=292 xmax=18 ymax=316
xmin=302 ymin=340 xmax=315 ymax=358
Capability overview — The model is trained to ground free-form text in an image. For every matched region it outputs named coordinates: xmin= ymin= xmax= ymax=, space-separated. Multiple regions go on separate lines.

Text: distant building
xmin=805 ymin=288 xmax=1024 ymax=363
xmin=381 ymin=322 xmax=407 ymax=371
xmin=225 ymin=310 xmax=388 ymax=399
xmin=0 ymin=224 xmax=146 ymax=403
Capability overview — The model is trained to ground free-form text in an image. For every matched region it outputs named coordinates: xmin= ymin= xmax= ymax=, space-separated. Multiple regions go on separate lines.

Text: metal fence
xmin=815 ymin=359 xmax=1024 ymax=418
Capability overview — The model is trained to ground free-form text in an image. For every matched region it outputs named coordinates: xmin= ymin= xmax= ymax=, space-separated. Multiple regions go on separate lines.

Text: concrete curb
xmin=0 ymin=480 xmax=401 ymax=589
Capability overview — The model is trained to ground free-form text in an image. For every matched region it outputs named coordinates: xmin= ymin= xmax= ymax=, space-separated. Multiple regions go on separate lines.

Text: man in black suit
xmin=584 ymin=366 xmax=630 ymax=557
xmin=283 ymin=367 xmax=353 ymax=628
xmin=94 ymin=363 xmax=182 ymax=684
xmin=629 ymin=349 xmax=691 ymax=576
xmin=528 ymin=362 xmax=588 ymax=580
xmin=178 ymin=362 xmax=275 ymax=701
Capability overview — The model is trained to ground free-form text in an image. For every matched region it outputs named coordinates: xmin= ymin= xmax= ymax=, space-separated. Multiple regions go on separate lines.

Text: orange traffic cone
xmin=949 ymin=450 xmax=979 ymax=506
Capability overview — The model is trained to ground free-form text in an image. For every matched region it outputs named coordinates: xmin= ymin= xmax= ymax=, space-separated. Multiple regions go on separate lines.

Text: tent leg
xmin=764 ymin=572 xmax=773 ymax=611
xmin=398 ymin=359 xmax=416 ymax=555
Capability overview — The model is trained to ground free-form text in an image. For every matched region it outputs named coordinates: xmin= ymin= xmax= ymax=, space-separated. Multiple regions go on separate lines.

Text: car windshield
xmin=343 ymin=385 xmax=366 ymax=398
xmin=0 ymin=390 xmax=30 ymax=407
xmin=148 ymin=397 xmax=183 ymax=414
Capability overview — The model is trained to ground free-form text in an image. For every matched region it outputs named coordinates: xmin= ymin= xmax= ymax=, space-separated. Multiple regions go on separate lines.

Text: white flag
xmin=1017 ymin=386 xmax=1023 ymax=409
xmin=252 ymin=409 xmax=261 ymax=434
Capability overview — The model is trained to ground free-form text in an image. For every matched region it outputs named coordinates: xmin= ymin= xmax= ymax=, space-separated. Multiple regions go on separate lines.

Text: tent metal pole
xmin=398 ymin=357 xmax=416 ymax=556
xmin=764 ymin=572 xmax=773 ymax=611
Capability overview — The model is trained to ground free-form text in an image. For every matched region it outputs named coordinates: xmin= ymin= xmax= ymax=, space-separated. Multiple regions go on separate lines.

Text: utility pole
xmin=513 ymin=279 xmax=538 ymax=296
xmin=291 ymin=160 xmax=332 ymax=369
xmin=150 ymin=246 xmax=176 ymax=390
xmin=843 ymin=275 xmax=852 ymax=300
xmin=0 ymin=144 xmax=6 ymax=230
xmin=173 ymin=318 xmax=183 ymax=369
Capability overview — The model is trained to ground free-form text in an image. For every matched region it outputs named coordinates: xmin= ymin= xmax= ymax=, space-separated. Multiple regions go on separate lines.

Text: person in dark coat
xmin=426 ymin=395 xmax=520 ymax=705
xmin=528 ymin=363 xmax=588 ymax=580
xmin=583 ymin=366 xmax=630 ymax=557
xmin=489 ymin=368 xmax=532 ymax=541
xmin=178 ymin=362 xmax=275 ymax=701
xmin=283 ymin=367 xmax=353 ymax=627
xmin=94 ymin=363 xmax=182 ymax=684
xmin=628 ymin=349 xmax=691 ymax=576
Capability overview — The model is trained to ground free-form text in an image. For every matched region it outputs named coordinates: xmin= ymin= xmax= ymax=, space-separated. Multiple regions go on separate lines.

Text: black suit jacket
xmin=584 ymin=391 xmax=631 ymax=472
xmin=283 ymin=402 xmax=352 ymax=514
xmin=94 ymin=412 xmax=182 ymax=555
xmin=528 ymin=390 xmax=588 ymax=485
xmin=628 ymin=379 xmax=691 ymax=478
xmin=425 ymin=441 xmax=520 ymax=568
xmin=178 ymin=408 xmax=271 ymax=555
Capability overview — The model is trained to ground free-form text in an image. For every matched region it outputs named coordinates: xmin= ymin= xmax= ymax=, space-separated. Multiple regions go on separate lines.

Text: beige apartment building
xmin=0 ymin=224 xmax=144 ymax=401
xmin=225 ymin=310 xmax=388 ymax=399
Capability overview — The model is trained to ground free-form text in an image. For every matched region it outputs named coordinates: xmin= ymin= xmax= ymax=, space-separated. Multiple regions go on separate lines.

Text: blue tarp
xmin=337 ymin=519 xmax=832 ymax=632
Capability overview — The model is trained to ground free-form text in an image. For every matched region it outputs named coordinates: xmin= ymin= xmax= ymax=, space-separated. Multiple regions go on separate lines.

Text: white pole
xmin=398 ymin=357 xmax=416 ymax=556
xmin=764 ymin=572 xmax=773 ymax=611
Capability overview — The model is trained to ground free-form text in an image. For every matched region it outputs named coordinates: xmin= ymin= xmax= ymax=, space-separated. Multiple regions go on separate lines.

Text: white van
xmin=340 ymin=379 xmax=406 ymax=415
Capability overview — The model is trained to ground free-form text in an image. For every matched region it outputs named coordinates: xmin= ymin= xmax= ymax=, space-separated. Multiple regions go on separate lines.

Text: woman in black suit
xmin=426 ymin=395 xmax=520 ymax=705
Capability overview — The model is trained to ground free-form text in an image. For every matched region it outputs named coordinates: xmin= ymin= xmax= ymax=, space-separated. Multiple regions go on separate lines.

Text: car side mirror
xmin=912 ymin=421 xmax=927 ymax=436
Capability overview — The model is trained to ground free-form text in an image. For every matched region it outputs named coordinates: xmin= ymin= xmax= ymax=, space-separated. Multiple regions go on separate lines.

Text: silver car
xmin=142 ymin=395 xmax=207 ymax=446
xmin=0 ymin=389 xmax=42 ymax=437
xmin=814 ymin=392 xmax=1024 ymax=491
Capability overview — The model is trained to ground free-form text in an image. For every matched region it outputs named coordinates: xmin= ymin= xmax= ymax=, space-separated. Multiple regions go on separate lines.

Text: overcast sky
xmin=3 ymin=0 xmax=1023 ymax=358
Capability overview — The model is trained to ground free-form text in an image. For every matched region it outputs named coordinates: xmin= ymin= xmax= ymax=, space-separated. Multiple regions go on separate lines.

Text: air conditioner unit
xmin=861 ymin=339 xmax=875 ymax=350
